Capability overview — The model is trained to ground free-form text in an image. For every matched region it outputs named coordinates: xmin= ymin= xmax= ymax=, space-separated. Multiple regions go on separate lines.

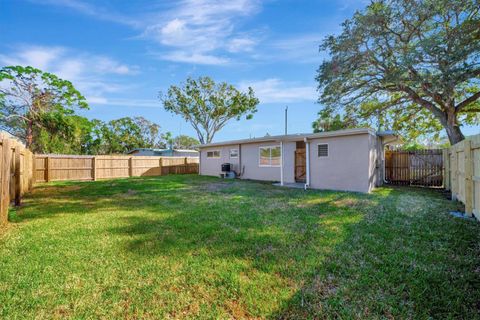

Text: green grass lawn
xmin=1 ymin=175 xmax=479 ymax=319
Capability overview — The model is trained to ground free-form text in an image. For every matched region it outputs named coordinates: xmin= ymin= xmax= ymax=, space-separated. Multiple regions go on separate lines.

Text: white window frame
xmin=317 ymin=143 xmax=329 ymax=158
xmin=206 ymin=150 xmax=221 ymax=159
xmin=258 ymin=145 xmax=281 ymax=167
xmin=229 ymin=149 xmax=239 ymax=159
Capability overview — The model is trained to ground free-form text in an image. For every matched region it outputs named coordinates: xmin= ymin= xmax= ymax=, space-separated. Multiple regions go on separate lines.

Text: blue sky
xmin=1 ymin=0 xmax=478 ymax=142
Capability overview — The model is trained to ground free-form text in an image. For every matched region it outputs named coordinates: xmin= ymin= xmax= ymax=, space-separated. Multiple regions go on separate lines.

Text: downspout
xmin=383 ymin=147 xmax=387 ymax=184
xmin=280 ymin=140 xmax=284 ymax=186
xmin=198 ymin=148 xmax=202 ymax=176
xmin=238 ymin=144 xmax=242 ymax=178
xmin=304 ymin=137 xmax=310 ymax=190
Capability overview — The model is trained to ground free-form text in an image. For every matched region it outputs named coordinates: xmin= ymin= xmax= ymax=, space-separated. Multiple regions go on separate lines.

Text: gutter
xmin=280 ymin=141 xmax=284 ymax=186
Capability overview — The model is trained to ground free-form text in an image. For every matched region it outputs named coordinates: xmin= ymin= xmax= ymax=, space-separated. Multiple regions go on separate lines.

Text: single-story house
xmin=198 ymin=128 xmax=400 ymax=193
xmin=127 ymin=148 xmax=199 ymax=157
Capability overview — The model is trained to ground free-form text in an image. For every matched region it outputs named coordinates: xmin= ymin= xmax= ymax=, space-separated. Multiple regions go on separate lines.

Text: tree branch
xmin=396 ymin=85 xmax=445 ymax=119
xmin=456 ymin=91 xmax=480 ymax=112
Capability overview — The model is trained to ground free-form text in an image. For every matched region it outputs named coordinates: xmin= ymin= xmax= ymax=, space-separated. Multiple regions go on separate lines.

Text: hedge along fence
xmin=34 ymin=155 xmax=199 ymax=182
xmin=0 ymin=134 xmax=34 ymax=225
xmin=443 ymin=134 xmax=480 ymax=220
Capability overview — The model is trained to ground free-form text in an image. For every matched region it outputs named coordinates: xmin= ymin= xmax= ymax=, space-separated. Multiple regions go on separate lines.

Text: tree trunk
xmin=443 ymin=108 xmax=464 ymax=145
xmin=26 ymin=121 xmax=33 ymax=149
xmin=444 ymin=122 xmax=465 ymax=145
xmin=436 ymin=108 xmax=465 ymax=145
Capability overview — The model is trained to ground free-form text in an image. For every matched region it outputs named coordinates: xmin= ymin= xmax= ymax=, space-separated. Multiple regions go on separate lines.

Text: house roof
xmin=127 ymin=148 xmax=198 ymax=154
xmin=173 ymin=149 xmax=199 ymax=153
xmin=198 ymin=128 xmax=385 ymax=148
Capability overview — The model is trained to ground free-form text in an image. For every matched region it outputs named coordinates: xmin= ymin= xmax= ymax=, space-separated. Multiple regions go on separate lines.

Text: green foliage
xmin=35 ymin=113 xmax=95 ymax=154
xmin=0 ymin=65 xmax=88 ymax=151
xmin=88 ymin=117 xmax=162 ymax=154
xmin=312 ymin=109 xmax=361 ymax=133
xmin=351 ymin=98 xmax=446 ymax=144
xmin=160 ymin=131 xmax=174 ymax=149
xmin=317 ymin=0 xmax=480 ymax=144
xmin=134 ymin=116 xmax=161 ymax=148
xmin=160 ymin=76 xmax=259 ymax=144
xmin=173 ymin=135 xmax=200 ymax=149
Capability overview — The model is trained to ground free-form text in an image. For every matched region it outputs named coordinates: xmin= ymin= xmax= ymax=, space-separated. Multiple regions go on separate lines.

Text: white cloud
xmin=0 ymin=45 xmax=139 ymax=102
xmin=33 ymin=0 xmax=263 ymax=65
xmin=161 ymin=51 xmax=230 ymax=65
xmin=262 ymin=34 xmax=326 ymax=64
xmin=28 ymin=0 xmax=140 ymax=27
xmin=88 ymin=98 xmax=161 ymax=108
xmin=239 ymin=78 xmax=316 ymax=103
xmin=143 ymin=0 xmax=261 ymax=65
xmin=28 ymin=0 xmax=328 ymax=66
xmin=0 ymin=46 xmax=64 ymax=70
xmin=227 ymin=37 xmax=257 ymax=53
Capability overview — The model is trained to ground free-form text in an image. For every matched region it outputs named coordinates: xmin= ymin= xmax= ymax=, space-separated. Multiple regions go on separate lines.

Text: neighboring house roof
xmin=170 ymin=149 xmax=199 ymax=153
xmin=127 ymin=148 xmax=199 ymax=154
xmin=127 ymin=148 xmax=168 ymax=154
xmin=198 ymin=128 xmax=398 ymax=148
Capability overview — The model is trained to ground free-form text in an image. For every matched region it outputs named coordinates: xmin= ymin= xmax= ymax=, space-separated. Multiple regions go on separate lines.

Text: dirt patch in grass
xmin=203 ymin=180 xmax=260 ymax=195
xmin=33 ymin=184 xmax=84 ymax=196
xmin=226 ymin=300 xmax=251 ymax=319
xmin=118 ymin=189 xmax=137 ymax=198
xmin=204 ymin=181 xmax=236 ymax=192
xmin=332 ymin=198 xmax=373 ymax=210
xmin=310 ymin=275 xmax=338 ymax=299
xmin=396 ymin=193 xmax=437 ymax=217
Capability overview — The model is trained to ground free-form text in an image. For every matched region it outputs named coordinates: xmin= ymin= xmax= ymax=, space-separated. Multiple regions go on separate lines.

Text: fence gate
xmin=385 ymin=149 xmax=443 ymax=187
xmin=294 ymin=149 xmax=306 ymax=183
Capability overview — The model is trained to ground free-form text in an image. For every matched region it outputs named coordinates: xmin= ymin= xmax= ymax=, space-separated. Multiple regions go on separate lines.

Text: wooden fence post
xmin=0 ymin=139 xmax=12 ymax=225
xmin=451 ymin=149 xmax=458 ymax=200
xmin=443 ymin=149 xmax=450 ymax=190
xmin=159 ymin=157 xmax=163 ymax=176
xmin=464 ymin=140 xmax=474 ymax=216
xmin=31 ymin=152 xmax=36 ymax=186
xmin=92 ymin=156 xmax=97 ymax=181
xmin=46 ymin=156 xmax=51 ymax=182
xmin=14 ymin=143 xmax=21 ymax=206
xmin=129 ymin=157 xmax=133 ymax=177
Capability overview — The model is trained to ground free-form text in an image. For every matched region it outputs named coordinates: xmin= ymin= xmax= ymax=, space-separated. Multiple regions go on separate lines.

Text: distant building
xmin=127 ymin=148 xmax=199 ymax=157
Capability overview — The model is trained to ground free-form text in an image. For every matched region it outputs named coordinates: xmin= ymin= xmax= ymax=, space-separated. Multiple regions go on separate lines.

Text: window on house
xmin=259 ymin=146 xmax=281 ymax=167
xmin=206 ymin=150 xmax=220 ymax=158
xmin=318 ymin=144 xmax=329 ymax=157
xmin=230 ymin=149 xmax=238 ymax=158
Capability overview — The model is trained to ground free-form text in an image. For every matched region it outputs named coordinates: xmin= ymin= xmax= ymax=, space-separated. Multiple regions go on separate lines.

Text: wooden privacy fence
xmin=385 ymin=149 xmax=443 ymax=187
xmin=0 ymin=134 xmax=34 ymax=225
xmin=34 ymin=155 xmax=199 ymax=182
xmin=444 ymin=134 xmax=480 ymax=220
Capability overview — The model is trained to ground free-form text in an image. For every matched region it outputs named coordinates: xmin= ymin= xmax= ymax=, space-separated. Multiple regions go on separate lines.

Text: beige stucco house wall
xmin=198 ymin=129 xmax=398 ymax=193
xmin=307 ymin=134 xmax=371 ymax=192
xmin=199 ymin=144 xmax=240 ymax=176
xmin=240 ymin=141 xmax=297 ymax=182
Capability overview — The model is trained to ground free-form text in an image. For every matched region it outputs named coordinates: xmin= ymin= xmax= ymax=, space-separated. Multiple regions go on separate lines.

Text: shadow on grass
xmin=15 ymin=175 xmax=480 ymax=318
xmin=273 ymin=188 xmax=480 ymax=319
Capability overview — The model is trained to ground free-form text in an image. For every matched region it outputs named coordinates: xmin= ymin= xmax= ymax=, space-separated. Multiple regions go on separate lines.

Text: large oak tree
xmin=317 ymin=0 xmax=480 ymax=144
xmin=160 ymin=76 xmax=259 ymax=144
